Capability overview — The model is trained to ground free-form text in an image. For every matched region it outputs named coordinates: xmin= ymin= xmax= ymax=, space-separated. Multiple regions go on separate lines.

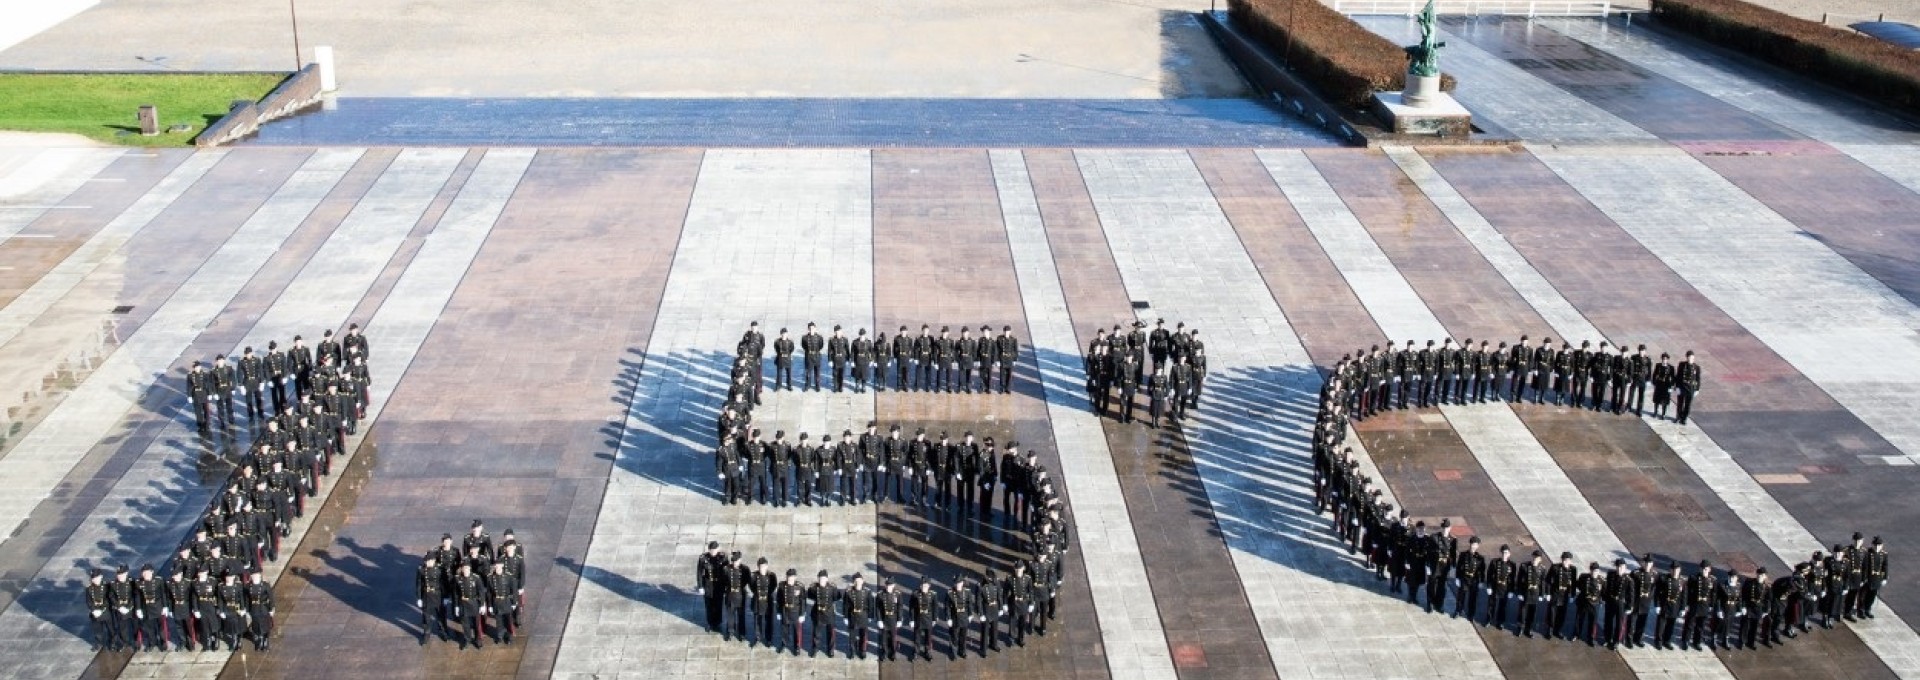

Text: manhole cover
xmin=111 ymin=305 xmax=134 ymax=314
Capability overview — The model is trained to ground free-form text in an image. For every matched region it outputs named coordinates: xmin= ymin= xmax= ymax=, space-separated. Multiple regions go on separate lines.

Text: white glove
xmin=163 ymin=608 xmax=172 ymax=617
xmin=218 ymin=612 xmax=227 ymax=619
xmin=92 ymin=609 xmax=104 ymax=618
xmin=698 ymin=588 xmax=704 ymax=596
xmin=118 ymin=607 xmax=129 ymax=615
xmin=799 ymin=616 xmax=806 ymax=623
xmin=1028 ymin=605 xmax=1035 ymax=613
xmin=878 ymin=466 xmax=886 ymax=472
xmin=841 ymin=617 xmax=847 ymax=624
xmin=417 ymin=600 xmax=423 ymax=608
xmin=947 ymin=619 xmax=954 ymax=627
xmin=192 ymin=611 xmax=201 ymax=619
xmin=136 ymin=610 xmax=145 ymax=619
xmin=718 ymin=474 xmax=726 ymax=480
xmin=239 ymin=388 xmax=247 ymax=395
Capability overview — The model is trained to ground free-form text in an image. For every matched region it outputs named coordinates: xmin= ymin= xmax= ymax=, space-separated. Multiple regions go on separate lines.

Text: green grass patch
xmin=0 ymin=72 xmax=287 ymax=146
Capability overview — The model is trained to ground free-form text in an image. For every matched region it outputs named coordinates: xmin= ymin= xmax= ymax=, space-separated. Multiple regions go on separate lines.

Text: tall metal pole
xmin=289 ymin=0 xmax=303 ymax=70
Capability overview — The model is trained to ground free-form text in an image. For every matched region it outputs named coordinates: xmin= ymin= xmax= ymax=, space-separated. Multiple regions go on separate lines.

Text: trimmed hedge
xmin=1652 ymin=0 xmax=1920 ymax=115
xmin=1227 ymin=0 xmax=1455 ymax=109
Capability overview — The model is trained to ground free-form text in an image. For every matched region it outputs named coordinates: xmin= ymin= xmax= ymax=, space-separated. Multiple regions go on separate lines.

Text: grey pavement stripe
xmin=0 ymin=151 xmax=222 ymax=351
xmin=0 ymin=150 xmax=349 ymax=556
xmin=989 ymin=149 xmax=1177 ymax=680
xmin=1532 ymin=146 xmax=1920 ymax=467
xmin=1352 ymin=17 xmax=1658 ymax=145
xmin=1077 ymin=149 xmax=1499 ymax=679
xmin=1259 ymin=148 xmax=1736 ymax=680
xmin=0 ymin=148 xmax=124 ymax=241
xmin=555 ymin=150 xmax=877 ymax=679
xmin=1539 ymin=17 xmax=1920 ymax=148
xmin=1400 ymin=142 xmax=1920 ymax=675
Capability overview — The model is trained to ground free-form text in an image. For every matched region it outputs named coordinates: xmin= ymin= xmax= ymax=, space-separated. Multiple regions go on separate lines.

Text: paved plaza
xmin=1 ymin=8 xmax=1919 ymax=680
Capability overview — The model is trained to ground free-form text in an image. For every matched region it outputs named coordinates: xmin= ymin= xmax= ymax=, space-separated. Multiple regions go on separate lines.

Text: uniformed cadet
xmin=741 ymin=322 xmax=767 ymax=403
xmin=1862 ymin=537 xmax=1888 ymax=619
xmin=828 ymin=325 xmax=851 ymax=392
xmin=287 ymin=335 xmax=315 ymax=399
xmin=237 ymin=347 xmax=267 ymax=422
xmin=932 ymin=326 xmax=957 ymax=393
xmin=1675 ymin=351 xmax=1702 ymax=424
xmin=1486 ymin=545 xmax=1516 ymax=629
xmin=836 ymin=431 xmax=859 ymax=505
xmin=484 ymin=562 xmax=517 ymax=645
xmin=418 ymin=554 xmax=448 ymax=644
xmin=1006 ymin=563 xmax=1035 ymax=646
xmin=795 ymin=433 xmax=819 ymax=506
xmin=976 ymin=437 xmax=999 ymax=521
xmin=1803 ymin=552 xmax=1829 ymax=632
xmin=1545 ymin=551 xmax=1578 ymax=639
xmin=1147 ymin=365 xmax=1170 ymax=428
xmin=1666 ymin=560 xmax=1697 ymax=649
xmin=773 ymin=328 xmax=795 ymax=390
xmin=955 ymin=327 xmax=977 ymax=393
xmin=928 ymin=432 xmax=952 ymax=508
xmin=911 ymin=580 xmax=938 ymax=659
xmin=1783 ymin=562 xmax=1809 ymax=638
xmin=751 ymin=558 xmax=778 ymax=646
xmin=186 ymin=361 xmax=216 ymax=431
xmin=697 ymin=541 xmax=726 ymax=631
xmin=1507 ymin=336 xmax=1532 ymax=402
xmin=808 ymin=570 xmax=839 ymax=657
xmin=878 ymin=578 xmax=905 ymax=660
xmin=129 ymin=564 xmax=165 ymax=651
xmin=1455 ymin=537 xmax=1485 ymax=621
xmin=1148 ymin=319 xmax=1171 ymax=370
xmin=1186 ymin=330 xmax=1206 ymax=409
xmin=1603 ymin=560 xmax=1635 ymax=649
xmin=1574 ymin=563 xmax=1604 ymax=646
xmin=892 ymin=326 xmax=914 ymax=391
xmin=851 ymin=329 xmax=874 ymax=393
xmin=217 ymin=572 xmax=248 ymax=651
xmin=1168 ymin=356 xmax=1192 ymax=421
xmin=1515 ymin=551 xmax=1547 ymax=637
xmin=957 ymin=433 xmax=981 ymax=517
xmin=722 ymin=552 xmax=749 ymax=641
xmin=946 ymin=578 xmax=974 ymax=659
xmin=163 ymin=567 xmax=194 ymax=651
xmin=977 ymin=568 xmax=1005 ymax=652
xmin=1626 ymin=345 xmax=1652 ymax=415
xmin=1114 ymin=353 xmax=1138 ymax=423
xmin=1129 ymin=322 xmax=1149 ymax=384
xmin=1680 ymin=560 xmax=1714 ymax=649
xmin=1549 ymin=340 xmax=1572 ymax=404
xmin=1629 ymin=555 xmax=1658 ymax=647
xmin=1742 ymin=568 xmax=1773 ymax=649
xmin=1425 ymin=520 xmax=1456 ymax=614
xmin=770 ymin=431 xmax=793 ymax=506
xmin=859 ymin=423 xmax=882 ymax=504
xmin=83 ymin=570 xmax=113 ymax=651
xmin=801 ymin=323 xmax=826 ymax=391
xmin=776 ymin=569 xmax=806 ymax=655
xmin=843 ymin=574 xmax=873 ymax=659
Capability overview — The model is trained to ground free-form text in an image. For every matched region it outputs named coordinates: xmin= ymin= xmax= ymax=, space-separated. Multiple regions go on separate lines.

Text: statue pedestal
xmin=1371 ymin=88 xmax=1472 ymax=137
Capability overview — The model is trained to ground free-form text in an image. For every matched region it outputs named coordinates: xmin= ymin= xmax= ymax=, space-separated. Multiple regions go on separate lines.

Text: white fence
xmin=1331 ymin=0 xmax=1613 ymax=16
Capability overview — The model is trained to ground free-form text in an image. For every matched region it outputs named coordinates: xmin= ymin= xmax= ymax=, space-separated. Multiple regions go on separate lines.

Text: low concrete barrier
xmin=194 ymin=63 xmax=325 ymax=147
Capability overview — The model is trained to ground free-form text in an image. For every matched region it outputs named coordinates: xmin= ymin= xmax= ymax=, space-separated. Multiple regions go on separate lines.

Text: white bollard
xmin=315 ymin=45 xmax=337 ymax=92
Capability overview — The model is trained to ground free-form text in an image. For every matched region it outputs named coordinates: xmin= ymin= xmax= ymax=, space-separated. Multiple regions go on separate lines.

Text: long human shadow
xmin=293 ymin=537 xmax=419 ymax=637
xmin=553 ymin=556 xmax=703 ymax=629
xmin=602 ymin=346 xmax=736 ymax=499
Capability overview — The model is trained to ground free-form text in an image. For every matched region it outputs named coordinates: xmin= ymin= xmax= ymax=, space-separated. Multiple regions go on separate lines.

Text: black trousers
xmin=1675 ymin=387 xmax=1695 ymax=423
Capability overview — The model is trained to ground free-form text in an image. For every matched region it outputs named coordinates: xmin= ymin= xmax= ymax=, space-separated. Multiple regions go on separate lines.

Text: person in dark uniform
xmin=84 ymin=570 xmax=113 ymax=651
xmin=1629 ymin=555 xmax=1657 ymax=647
xmin=105 ymin=564 xmax=137 ymax=651
xmin=1425 ymin=521 xmax=1455 ymax=614
xmin=794 ymin=434 xmax=818 ymax=507
xmin=1113 ymin=353 xmax=1137 ymax=423
xmin=801 ymin=323 xmax=825 ymax=391
xmin=264 ymin=340 xmax=290 ymax=414
xmin=1530 ymin=337 xmax=1556 ymax=404
xmin=1713 ymin=570 xmax=1741 ymax=650
xmin=1862 ymin=537 xmax=1889 ymax=619
xmin=742 ymin=322 xmax=766 ymax=403
xmin=1576 ymin=563 xmax=1605 ymax=646
xmin=843 ymin=573 xmax=873 ymax=659
xmin=1148 ymin=319 xmax=1171 ymax=371
xmin=1603 ymin=559 xmax=1634 ymax=649
xmin=1586 ymin=341 xmax=1611 ymax=411
xmin=1742 ymin=568 xmax=1773 ymax=649
xmin=1549 ymin=340 xmax=1573 ymax=404
xmin=1187 ymin=331 xmax=1207 ymax=409
xmin=1675 ymin=351 xmax=1702 ymax=424
xmin=131 ymin=564 xmax=166 ymax=651
xmin=185 ymin=361 xmax=215 ymax=431
xmin=1392 ymin=339 xmax=1416 ymax=409
xmin=217 ymin=572 xmax=248 ymax=651
xmin=191 ymin=569 xmax=220 ymax=651
xmin=955 ymin=327 xmax=977 ymax=393
xmin=164 ymin=567 xmax=193 ymax=651
xmin=1454 ymin=537 xmax=1484 ymax=621
xmin=1485 ymin=545 xmax=1515 ymax=630
xmin=1626 ymin=345 xmax=1651 ymax=415
xmin=836 ymin=431 xmax=859 ymax=506
xmin=211 ymin=354 xmax=241 ymax=427
xmin=977 ymin=568 xmax=1004 ymax=652
xmin=1512 ymin=551 xmax=1545 ymax=637
xmin=1607 ymin=345 xmax=1630 ymax=414
xmin=851 ymin=329 xmax=873 ymax=394
xmin=236 ymin=347 xmax=267 ymax=423
xmin=287 ymin=335 xmax=314 ymax=399
xmin=908 ymin=325 xmax=932 ymax=391
xmin=1469 ymin=341 xmax=1494 ymax=403
xmin=697 ymin=542 xmax=726 ymax=632
xmin=1168 ymin=357 xmax=1192 ymax=421
xmin=932 ymin=326 xmax=958 ymax=393
xmin=946 ymin=578 xmax=974 ymax=659
xmin=976 ymin=438 xmax=998 ymax=521
xmin=746 ymin=558 xmax=776 ymax=647
xmin=1415 ymin=340 xmax=1438 ymax=408
xmin=807 ymin=570 xmax=839 ymax=657
xmin=773 ymin=328 xmax=795 ymax=390
xmin=1802 ymin=553 xmax=1828 ymax=632
xmin=722 ymin=552 xmax=749 ymax=641
xmin=1545 ymin=551 xmax=1578 ymax=639
xmin=893 ymin=326 xmax=914 ymax=391
xmin=1506 ymin=336 xmax=1531 ymax=403
xmin=828 ymin=326 xmax=851 ymax=392
xmin=872 ymin=578 xmax=902 ymax=660
xmin=418 ymin=554 xmax=448 ymax=644
xmin=1684 ymin=560 xmax=1715 ymax=650
xmin=776 ymin=569 xmax=806 ymax=655
xmin=1006 ymin=563 xmax=1035 ymax=646
xmin=1147 ymin=365 xmax=1169 ymax=429
xmin=484 ymin=562 xmax=517 ymax=645
xmin=910 ymin=580 xmax=938 ymax=660
xmin=1650 ymin=353 xmax=1675 ymax=419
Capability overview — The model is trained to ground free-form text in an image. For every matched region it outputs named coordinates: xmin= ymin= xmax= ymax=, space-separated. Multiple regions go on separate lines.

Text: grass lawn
xmin=0 ymin=72 xmax=287 ymax=146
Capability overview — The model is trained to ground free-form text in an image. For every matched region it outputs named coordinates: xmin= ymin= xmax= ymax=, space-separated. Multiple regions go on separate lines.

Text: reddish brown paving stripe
xmin=1022 ymin=148 xmax=1276 ymax=680
xmin=1189 ymin=148 xmax=1621 ymax=677
xmin=870 ymin=148 xmax=1107 ymax=680
xmin=1693 ymin=151 xmax=1920 ymax=310
xmin=1404 ymin=148 xmax=1897 ymax=675
xmin=228 ymin=149 xmax=702 ymax=679
xmin=0 ymin=150 xmax=189 ymax=307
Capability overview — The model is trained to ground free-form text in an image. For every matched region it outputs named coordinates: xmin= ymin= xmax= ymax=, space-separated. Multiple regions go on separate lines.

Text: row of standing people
xmin=712 ymin=423 xmax=1062 ymax=530
xmin=414 ymin=521 xmax=530 ymax=649
xmin=729 ymin=322 xmax=1022 ymax=398
xmin=184 ymin=325 xmax=370 ymax=432
xmin=1312 ymin=366 xmax=1890 ymax=652
xmin=1322 ymin=336 xmax=1703 ymax=424
xmin=697 ymin=505 xmax=1071 ymax=661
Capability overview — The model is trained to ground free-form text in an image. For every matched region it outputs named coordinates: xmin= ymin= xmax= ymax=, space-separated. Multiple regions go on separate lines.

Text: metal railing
xmin=1332 ymin=0 xmax=1613 ymax=16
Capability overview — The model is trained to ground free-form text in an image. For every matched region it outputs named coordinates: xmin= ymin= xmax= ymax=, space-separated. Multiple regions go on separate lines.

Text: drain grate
xmin=110 ymin=305 xmax=134 ymax=314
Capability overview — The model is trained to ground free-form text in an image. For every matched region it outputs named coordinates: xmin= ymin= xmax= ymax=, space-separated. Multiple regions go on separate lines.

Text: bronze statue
xmin=1404 ymin=0 xmax=1445 ymax=77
